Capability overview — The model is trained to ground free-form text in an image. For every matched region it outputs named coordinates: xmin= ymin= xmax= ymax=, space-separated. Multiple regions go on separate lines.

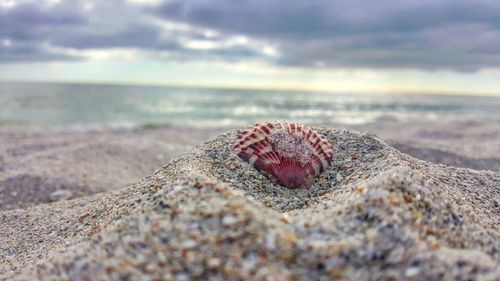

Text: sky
xmin=1 ymin=0 xmax=500 ymax=95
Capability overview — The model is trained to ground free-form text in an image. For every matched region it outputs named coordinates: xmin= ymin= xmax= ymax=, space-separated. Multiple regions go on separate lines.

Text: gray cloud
xmin=0 ymin=43 xmax=78 ymax=62
xmin=156 ymin=1 xmax=500 ymax=36
xmin=0 ymin=0 xmax=267 ymax=64
xmin=1 ymin=0 xmax=500 ymax=71
xmin=155 ymin=0 xmax=500 ymax=71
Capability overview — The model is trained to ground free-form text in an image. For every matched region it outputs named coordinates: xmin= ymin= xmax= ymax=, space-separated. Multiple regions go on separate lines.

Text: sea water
xmin=1 ymin=82 xmax=499 ymax=129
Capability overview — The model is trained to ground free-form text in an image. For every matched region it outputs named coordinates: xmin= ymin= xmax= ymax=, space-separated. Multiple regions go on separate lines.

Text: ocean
xmin=1 ymin=82 xmax=499 ymax=129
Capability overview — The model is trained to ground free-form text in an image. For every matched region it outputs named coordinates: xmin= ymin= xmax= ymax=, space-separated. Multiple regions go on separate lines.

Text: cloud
xmin=154 ymin=0 xmax=500 ymax=71
xmin=155 ymin=1 xmax=500 ymax=38
xmin=1 ymin=0 xmax=500 ymax=71
xmin=0 ymin=0 xmax=272 ymax=65
xmin=0 ymin=43 xmax=77 ymax=62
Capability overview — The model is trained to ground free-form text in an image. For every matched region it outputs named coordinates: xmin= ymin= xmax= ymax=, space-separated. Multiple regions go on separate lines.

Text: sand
xmin=352 ymin=118 xmax=500 ymax=171
xmin=0 ymin=120 xmax=499 ymax=280
xmin=0 ymin=126 xmax=224 ymax=211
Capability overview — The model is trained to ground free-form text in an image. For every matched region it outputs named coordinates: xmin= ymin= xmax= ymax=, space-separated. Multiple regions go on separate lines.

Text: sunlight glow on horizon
xmin=1 ymin=59 xmax=500 ymax=96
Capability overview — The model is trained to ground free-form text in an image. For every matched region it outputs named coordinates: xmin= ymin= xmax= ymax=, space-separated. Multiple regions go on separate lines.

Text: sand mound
xmin=1 ymin=127 xmax=498 ymax=280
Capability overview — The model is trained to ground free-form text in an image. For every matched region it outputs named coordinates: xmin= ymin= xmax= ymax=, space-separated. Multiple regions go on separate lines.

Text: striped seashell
xmin=233 ymin=122 xmax=334 ymax=188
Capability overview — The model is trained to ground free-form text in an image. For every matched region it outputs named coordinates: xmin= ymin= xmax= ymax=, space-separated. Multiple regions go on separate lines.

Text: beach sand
xmin=1 ymin=119 xmax=499 ymax=280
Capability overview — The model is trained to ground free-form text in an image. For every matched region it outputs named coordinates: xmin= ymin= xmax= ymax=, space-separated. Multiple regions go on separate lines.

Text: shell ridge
xmin=233 ymin=122 xmax=333 ymax=188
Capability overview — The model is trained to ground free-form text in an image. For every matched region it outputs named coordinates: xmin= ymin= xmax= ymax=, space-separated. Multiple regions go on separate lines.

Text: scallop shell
xmin=233 ymin=122 xmax=334 ymax=188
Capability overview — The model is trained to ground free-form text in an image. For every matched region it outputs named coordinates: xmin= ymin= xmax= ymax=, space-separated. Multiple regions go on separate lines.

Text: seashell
xmin=233 ymin=122 xmax=334 ymax=188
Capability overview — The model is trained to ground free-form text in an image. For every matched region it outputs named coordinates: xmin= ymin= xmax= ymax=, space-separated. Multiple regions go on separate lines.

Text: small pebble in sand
xmin=49 ymin=189 xmax=73 ymax=201
xmin=336 ymin=173 xmax=344 ymax=182
xmin=222 ymin=215 xmax=240 ymax=226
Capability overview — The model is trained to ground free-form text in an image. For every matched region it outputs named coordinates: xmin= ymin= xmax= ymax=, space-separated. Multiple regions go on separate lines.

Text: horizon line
xmin=1 ymin=79 xmax=499 ymax=98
